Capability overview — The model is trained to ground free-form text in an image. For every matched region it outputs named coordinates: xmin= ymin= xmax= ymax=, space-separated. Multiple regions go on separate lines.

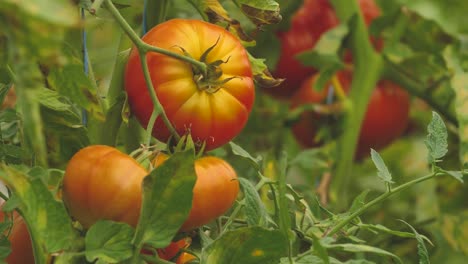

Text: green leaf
xmin=0 ymin=165 xmax=77 ymax=254
xmin=133 ymin=151 xmax=196 ymax=249
xmin=349 ymin=190 xmax=370 ymax=213
xmin=85 ymin=220 xmax=134 ymax=263
xmin=229 ymin=142 xmax=262 ymax=168
xmin=296 ymin=23 xmax=348 ymax=90
xmin=36 ymin=88 xmax=90 ymax=166
xmin=0 ymin=236 xmax=11 ymax=260
xmin=370 ymin=149 xmax=394 ymax=184
xmin=2 ymin=0 xmax=78 ymax=26
xmin=443 ymin=170 xmax=464 ymax=183
xmin=297 ymin=23 xmax=348 ymax=69
xmin=289 ymin=148 xmax=330 ymax=171
xmin=325 ymin=243 xmax=402 ymax=264
xmin=399 ymin=220 xmax=430 ymax=264
xmin=247 ymin=52 xmax=284 ymax=88
xmin=425 ymin=112 xmax=448 ymax=163
xmin=358 ymin=224 xmax=433 ymax=245
xmin=443 ymin=45 xmax=468 ymax=169
xmin=440 ymin=210 xmax=468 ymax=255
xmin=47 ymin=64 xmax=104 ymax=120
xmin=237 ymin=0 xmax=282 ymax=26
xmin=238 ymin=178 xmax=269 ymax=227
xmin=201 ymin=227 xmax=288 ymax=264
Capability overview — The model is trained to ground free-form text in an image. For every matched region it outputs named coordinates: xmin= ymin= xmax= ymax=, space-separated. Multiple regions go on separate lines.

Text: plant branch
xmin=139 ymin=52 xmax=180 ymax=141
xmin=330 ymin=0 xmax=384 ymax=209
xmin=326 ymin=173 xmax=439 ymax=237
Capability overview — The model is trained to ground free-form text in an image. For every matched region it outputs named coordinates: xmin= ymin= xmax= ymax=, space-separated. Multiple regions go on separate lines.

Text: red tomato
xmin=62 ymin=145 xmax=147 ymax=228
xmin=153 ymin=154 xmax=239 ymax=231
xmin=0 ymin=208 xmax=34 ymax=264
xmin=125 ymin=19 xmax=255 ymax=151
xmin=291 ymin=71 xmax=410 ymax=159
xmin=267 ymin=0 xmax=381 ymax=99
xmin=157 ymin=238 xmax=190 ymax=260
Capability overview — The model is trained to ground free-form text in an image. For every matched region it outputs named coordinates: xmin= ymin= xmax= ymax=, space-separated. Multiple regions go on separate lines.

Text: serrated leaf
xmin=370 ymin=149 xmax=394 ymax=184
xmin=133 ymin=151 xmax=196 ymax=249
xmin=238 ymin=178 xmax=268 ymax=227
xmin=229 ymin=142 xmax=262 ymax=168
xmin=237 ymin=0 xmax=282 ymax=26
xmin=399 ymin=220 xmax=430 ymax=264
xmin=47 ymin=64 xmax=104 ymax=120
xmin=444 ymin=170 xmax=464 ymax=183
xmin=326 ymin=243 xmax=402 ymax=263
xmin=0 ymin=165 xmax=77 ymax=253
xmin=85 ymin=220 xmax=134 ymax=263
xmin=425 ymin=112 xmax=448 ymax=163
xmin=201 ymin=227 xmax=288 ymax=264
xmin=197 ymin=0 xmax=254 ymax=43
xmin=248 ymin=53 xmax=284 ymax=88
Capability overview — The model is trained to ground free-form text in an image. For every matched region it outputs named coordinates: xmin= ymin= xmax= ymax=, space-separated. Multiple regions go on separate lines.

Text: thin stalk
xmin=326 ymin=173 xmax=439 ymax=237
xmin=139 ymin=52 xmax=180 ymax=141
xmin=104 ymin=0 xmax=207 ymax=75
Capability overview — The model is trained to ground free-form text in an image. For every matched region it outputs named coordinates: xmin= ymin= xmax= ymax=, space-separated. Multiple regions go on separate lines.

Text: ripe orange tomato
xmin=153 ymin=153 xmax=239 ymax=231
xmin=62 ymin=145 xmax=147 ymax=228
xmin=0 ymin=208 xmax=34 ymax=264
xmin=291 ymin=71 xmax=410 ymax=159
xmin=156 ymin=237 xmax=195 ymax=263
xmin=125 ymin=19 xmax=255 ymax=151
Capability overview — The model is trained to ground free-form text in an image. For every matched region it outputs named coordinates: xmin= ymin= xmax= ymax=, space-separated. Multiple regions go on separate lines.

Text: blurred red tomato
xmin=291 ymin=70 xmax=410 ymax=159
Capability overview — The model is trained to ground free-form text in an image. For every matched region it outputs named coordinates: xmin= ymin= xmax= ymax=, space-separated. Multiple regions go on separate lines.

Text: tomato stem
xmin=138 ymin=51 xmax=181 ymax=142
xmin=325 ymin=172 xmax=440 ymax=237
xmin=329 ymin=0 xmax=384 ymax=209
xmin=104 ymin=0 xmax=209 ymax=143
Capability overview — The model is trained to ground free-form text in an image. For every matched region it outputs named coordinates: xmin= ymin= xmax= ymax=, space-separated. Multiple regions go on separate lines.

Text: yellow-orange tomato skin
xmin=62 ymin=145 xmax=147 ymax=228
xmin=153 ymin=154 xmax=239 ymax=231
xmin=125 ymin=19 xmax=255 ymax=151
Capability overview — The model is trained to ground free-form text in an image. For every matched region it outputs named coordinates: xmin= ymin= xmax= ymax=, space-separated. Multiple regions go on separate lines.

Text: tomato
xmin=125 ymin=19 xmax=255 ymax=151
xmin=155 ymin=237 xmax=196 ymax=263
xmin=153 ymin=153 xmax=239 ymax=231
xmin=291 ymin=71 xmax=410 ymax=159
xmin=0 ymin=208 xmax=34 ymax=264
xmin=157 ymin=238 xmax=190 ymax=260
xmin=176 ymin=252 xmax=197 ymax=264
xmin=267 ymin=0 xmax=381 ymax=99
xmin=62 ymin=145 xmax=147 ymax=228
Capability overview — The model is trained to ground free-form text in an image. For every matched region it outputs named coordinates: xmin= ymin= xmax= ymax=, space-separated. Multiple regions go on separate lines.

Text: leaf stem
xmin=326 ymin=173 xmax=439 ymax=237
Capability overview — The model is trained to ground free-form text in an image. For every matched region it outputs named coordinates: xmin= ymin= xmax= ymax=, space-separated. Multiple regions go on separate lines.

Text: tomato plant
xmin=0 ymin=208 xmax=34 ymax=264
xmin=0 ymin=0 xmax=466 ymax=263
xmin=125 ymin=18 xmax=255 ymax=151
xmin=62 ymin=145 xmax=147 ymax=228
xmin=268 ymin=0 xmax=381 ymax=98
xmin=291 ymin=70 xmax=410 ymax=158
xmin=153 ymin=153 xmax=239 ymax=231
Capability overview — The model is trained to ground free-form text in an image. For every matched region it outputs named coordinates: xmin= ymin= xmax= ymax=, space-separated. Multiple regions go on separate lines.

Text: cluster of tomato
xmin=3 ymin=19 xmax=255 ymax=264
xmin=269 ymin=0 xmax=410 ymax=159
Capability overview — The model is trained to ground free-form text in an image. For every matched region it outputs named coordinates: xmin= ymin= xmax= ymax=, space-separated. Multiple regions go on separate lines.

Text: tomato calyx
xmin=180 ymin=37 xmax=239 ymax=94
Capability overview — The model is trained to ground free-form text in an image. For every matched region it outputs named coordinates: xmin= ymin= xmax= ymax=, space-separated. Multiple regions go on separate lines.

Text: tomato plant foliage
xmin=0 ymin=0 xmax=467 ymax=264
